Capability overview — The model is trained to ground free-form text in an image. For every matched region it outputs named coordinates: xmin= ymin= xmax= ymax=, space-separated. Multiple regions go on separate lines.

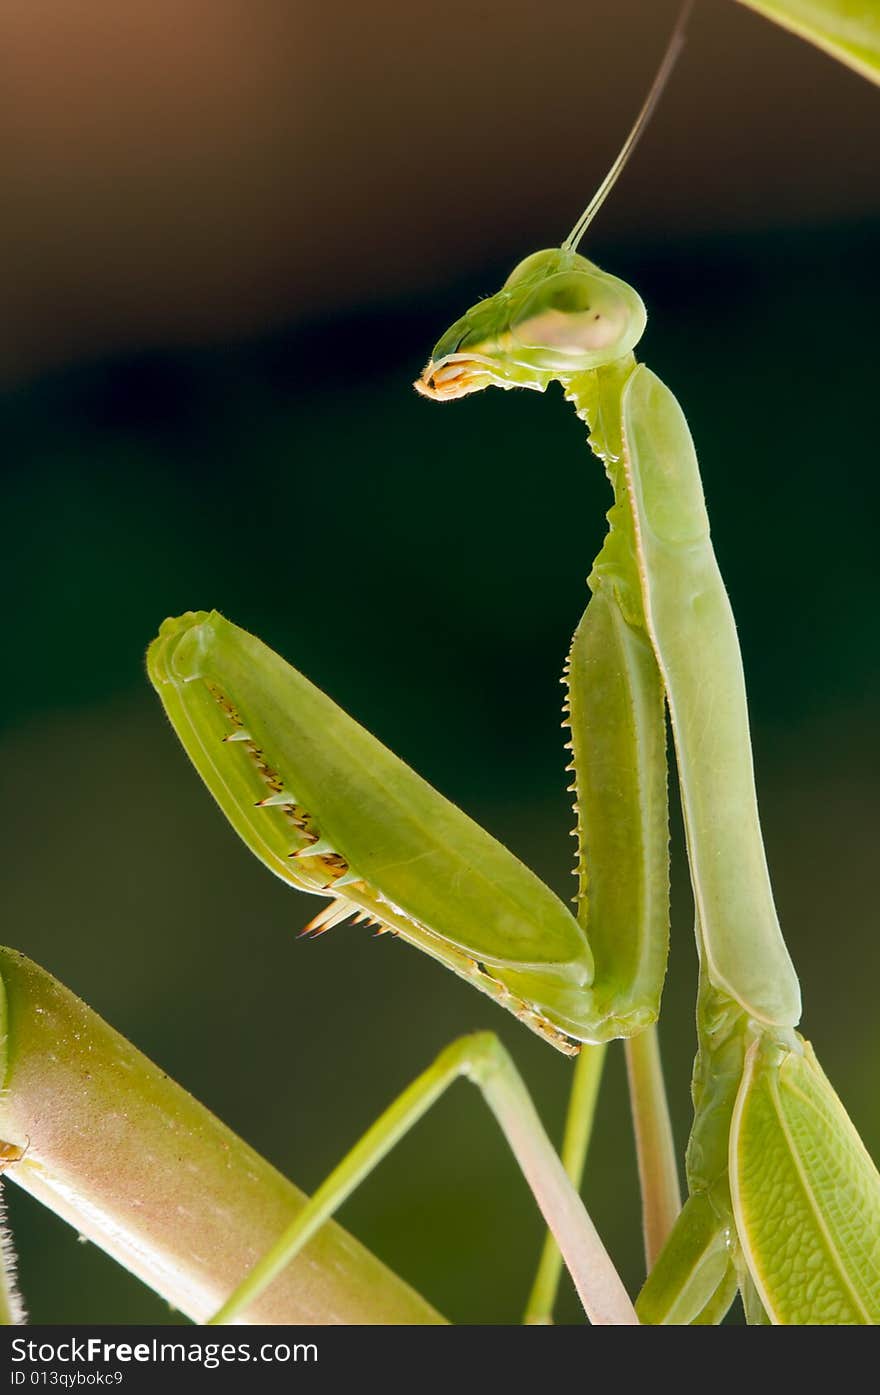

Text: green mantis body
xmin=146 ymin=19 xmax=880 ymax=1324
xmin=415 ymin=242 xmax=880 ymax=1321
xmin=148 ymin=261 xmax=880 ymax=1325
xmin=149 ymin=277 xmax=880 ymax=1318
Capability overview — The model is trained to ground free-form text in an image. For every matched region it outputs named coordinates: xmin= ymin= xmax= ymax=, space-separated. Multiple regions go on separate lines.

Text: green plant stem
xmin=210 ymin=1033 xmax=636 ymax=1326
xmin=522 ymin=1043 xmax=607 ymax=1324
xmin=624 ymin=1025 xmax=682 ymax=1270
xmin=0 ymin=947 xmax=442 ymax=1324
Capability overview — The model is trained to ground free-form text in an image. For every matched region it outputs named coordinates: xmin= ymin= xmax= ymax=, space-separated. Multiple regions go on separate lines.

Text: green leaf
xmin=736 ymin=1 xmax=880 ymax=84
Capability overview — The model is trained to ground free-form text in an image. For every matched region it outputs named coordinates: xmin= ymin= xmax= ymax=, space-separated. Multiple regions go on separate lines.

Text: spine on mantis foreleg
xmin=563 ymin=356 xmax=670 ymax=1035
xmin=564 ymin=594 xmax=668 ymax=1033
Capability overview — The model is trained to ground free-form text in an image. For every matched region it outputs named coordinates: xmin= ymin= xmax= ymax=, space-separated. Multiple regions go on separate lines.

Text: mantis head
xmin=415 ymin=248 xmax=646 ymax=400
xmin=416 ymin=1 xmax=692 ymax=402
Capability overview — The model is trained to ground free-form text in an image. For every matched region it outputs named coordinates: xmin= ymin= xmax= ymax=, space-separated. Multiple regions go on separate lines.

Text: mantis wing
xmin=731 ymin=1035 xmax=880 ymax=1324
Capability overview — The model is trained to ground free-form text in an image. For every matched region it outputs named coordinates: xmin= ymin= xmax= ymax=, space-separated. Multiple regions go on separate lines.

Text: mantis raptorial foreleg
xmin=208 ymin=1032 xmax=637 ymax=1326
xmin=148 ymin=606 xmax=672 ymax=1053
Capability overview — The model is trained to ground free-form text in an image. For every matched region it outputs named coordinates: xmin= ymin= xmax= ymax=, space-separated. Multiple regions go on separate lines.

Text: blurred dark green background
xmin=1 ymin=0 xmax=878 ymax=1325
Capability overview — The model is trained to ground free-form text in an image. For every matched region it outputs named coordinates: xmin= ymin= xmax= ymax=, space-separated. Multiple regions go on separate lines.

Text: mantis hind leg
xmin=624 ymin=1025 xmax=681 ymax=1271
xmin=208 ymin=1032 xmax=637 ymax=1327
xmin=523 ymin=1023 xmax=681 ymax=1325
xmin=523 ymin=1042 xmax=607 ymax=1324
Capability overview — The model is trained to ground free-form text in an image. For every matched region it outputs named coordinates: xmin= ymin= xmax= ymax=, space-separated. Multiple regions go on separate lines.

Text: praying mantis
xmin=145 ymin=11 xmax=880 ymax=1325
xmin=0 ymin=3 xmax=873 ymax=1329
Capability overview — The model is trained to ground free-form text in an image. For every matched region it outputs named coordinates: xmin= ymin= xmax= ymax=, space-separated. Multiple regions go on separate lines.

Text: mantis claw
xmin=255 ymin=790 xmax=298 ymax=808
xmin=293 ymin=838 xmax=336 ymax=860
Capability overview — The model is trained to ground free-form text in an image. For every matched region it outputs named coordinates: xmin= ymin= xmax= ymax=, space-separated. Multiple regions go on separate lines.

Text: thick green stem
xmin=522 ymin=1043 xmax=607 ymax=1324
xmin=0 ymin=947 xmax=442 ymax=1324
xmin=624 ymin=1025 xmax=681 ymax=1271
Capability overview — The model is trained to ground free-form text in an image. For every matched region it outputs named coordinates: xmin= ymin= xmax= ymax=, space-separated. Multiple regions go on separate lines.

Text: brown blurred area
xmin=3 ymin=0 xmax=878 ymax=382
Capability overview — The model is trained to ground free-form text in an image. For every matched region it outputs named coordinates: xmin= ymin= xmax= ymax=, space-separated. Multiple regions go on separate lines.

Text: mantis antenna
xmin=562 ymin=0 xmax=695 ymax=253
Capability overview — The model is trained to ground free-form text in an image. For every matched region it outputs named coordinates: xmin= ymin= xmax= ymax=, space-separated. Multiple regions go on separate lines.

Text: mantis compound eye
xmin=503 ymin=249 xmax=562 ymax=288
xmin=510 ymin=271 xmax=639 ymax=357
